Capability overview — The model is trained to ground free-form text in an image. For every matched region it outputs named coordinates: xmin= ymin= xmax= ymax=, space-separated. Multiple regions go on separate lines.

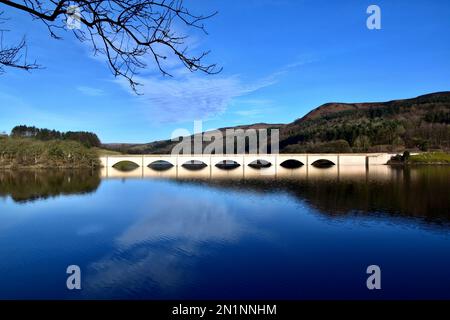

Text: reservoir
xmin=0 ymin=165 xmax=449 ymax=299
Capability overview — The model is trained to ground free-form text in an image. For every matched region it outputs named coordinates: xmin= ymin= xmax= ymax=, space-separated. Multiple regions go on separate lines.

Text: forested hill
xmin=103 ymin=91 xmax=450 ymax=154
xmin=280 ymin=91 xmax=450 ymax=153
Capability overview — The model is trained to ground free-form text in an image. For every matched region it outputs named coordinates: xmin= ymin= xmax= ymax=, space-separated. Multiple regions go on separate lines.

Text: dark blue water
xmin=0 ymin=167 xmax=449 ymax=299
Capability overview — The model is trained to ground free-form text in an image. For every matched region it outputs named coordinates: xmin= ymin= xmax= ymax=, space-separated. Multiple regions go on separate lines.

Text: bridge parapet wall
xmin=367 ymin=153 xmax=393 ymax=165
xmin=338 ymin=154 xmax=367 ymax=166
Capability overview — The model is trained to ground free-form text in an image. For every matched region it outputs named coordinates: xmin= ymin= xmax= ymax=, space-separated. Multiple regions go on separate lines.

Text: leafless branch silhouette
xmin=0 ymin=1 xmax=221 ymax=91
xmin=0 ymin=11 xmax=39 ymax=72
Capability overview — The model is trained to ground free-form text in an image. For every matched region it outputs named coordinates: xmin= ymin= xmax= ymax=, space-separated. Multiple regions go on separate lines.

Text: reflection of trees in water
xmin=176 ymin=166 xmax=450 ymax=223
xmin=1 ymin=167 xmax=448 ymax=223
xmin=0 ymin=170 xmax=101 ymax=203
xmin=295 ymin=167 xmax=450 ymax=222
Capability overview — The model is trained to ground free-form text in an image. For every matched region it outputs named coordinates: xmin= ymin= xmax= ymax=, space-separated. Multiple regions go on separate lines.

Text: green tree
xmin=353 ymin=135 xmax=371 ymax=151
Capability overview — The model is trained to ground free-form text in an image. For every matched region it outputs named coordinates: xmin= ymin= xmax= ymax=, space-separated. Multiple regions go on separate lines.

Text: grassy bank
xmin=409 ymin=152 xmax=450 ymax=164
xmin=0 ymin=137 xmax=100 ymax=168
xmin=389 ymin=151 xmax=450 ymax=165
xmin=92 ymin=147 xmax=122 ymax=156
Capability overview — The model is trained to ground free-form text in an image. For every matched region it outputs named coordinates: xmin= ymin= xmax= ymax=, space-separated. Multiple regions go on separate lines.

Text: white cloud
xmin=77 ymin=86 xmax=105 ymax=97
xmin=115 ymin=72 xmax=279 ymax=123
xmin=77 ymin=20 xmax=316 ymax=124
xmin=116 ymin=55 xmax=317 ymax=123
xmin=74 ymin=13 xmax=317 ymax=125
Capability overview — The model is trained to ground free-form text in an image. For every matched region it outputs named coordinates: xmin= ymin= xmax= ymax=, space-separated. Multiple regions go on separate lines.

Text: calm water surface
xmin=0 ymin=166 xmax=449 ymax=299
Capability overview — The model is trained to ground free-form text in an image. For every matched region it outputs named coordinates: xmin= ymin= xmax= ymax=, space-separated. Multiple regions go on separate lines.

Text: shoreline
xmin=0 ymin=165 xmax=99 ymax=170
xmin=388 ymin=162 xmax=450 ymax=166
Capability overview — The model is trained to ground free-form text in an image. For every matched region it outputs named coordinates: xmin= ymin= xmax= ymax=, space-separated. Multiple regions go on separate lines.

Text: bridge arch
xmin=148 ymin=160 xmax=174 ymax=171
xmin=311 ymin=159 xmax=336 ymax=168
xmin=112 ymin=160 xmax=141 ymax=171
xmin=182 ymin=160 xmax=208 ymax=171
xmin=248 ymin=159 xmax=272 ymax=169
xmin=215 ymin=160 xmax=241 ymax=170
xmin=142 ymin=156 xmax=175 ymax=168
xmin=280 ymin=159 xmax=304 ymax=169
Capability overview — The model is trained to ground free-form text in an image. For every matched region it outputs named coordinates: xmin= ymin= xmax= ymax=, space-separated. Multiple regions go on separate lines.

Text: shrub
xmin=403 ymin=151 xmax=410 ymax=161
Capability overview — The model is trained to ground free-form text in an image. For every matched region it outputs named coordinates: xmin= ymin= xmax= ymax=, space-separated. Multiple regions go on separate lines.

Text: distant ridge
xmin=103 ymin=91 xmax=450 ymax=154
xmin=301 ymin=92 xmax=450 ymax=121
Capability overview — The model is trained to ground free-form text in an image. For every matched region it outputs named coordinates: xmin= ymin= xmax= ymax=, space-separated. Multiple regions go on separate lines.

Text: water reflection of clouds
xmin=84 ymin=194 xmax=252 ymax=298
xmin=117 ymin=197 xmax=244 ymax=249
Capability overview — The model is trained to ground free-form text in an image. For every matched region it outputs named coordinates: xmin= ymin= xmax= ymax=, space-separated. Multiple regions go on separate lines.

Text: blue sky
xmin=0 ymin=0 xmax=449 ymax=143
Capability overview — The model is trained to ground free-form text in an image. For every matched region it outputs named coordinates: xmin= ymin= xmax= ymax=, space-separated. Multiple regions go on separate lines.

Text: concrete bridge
xmin=100 ymin=153 xmax=392 ymax=169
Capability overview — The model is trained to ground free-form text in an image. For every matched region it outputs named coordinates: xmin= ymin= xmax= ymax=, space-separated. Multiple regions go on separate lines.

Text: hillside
xmin=105 ymin=123 xmax=284 ymax=154
xmin=103 ymin=92 xmax=450 ymax=154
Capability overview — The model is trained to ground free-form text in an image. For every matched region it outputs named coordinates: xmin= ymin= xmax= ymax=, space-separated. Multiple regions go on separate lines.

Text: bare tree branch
xmin=0 ymin=11 xmax=40 ymax=72
xmin=0 ymin=0 xmax=221 ymax=92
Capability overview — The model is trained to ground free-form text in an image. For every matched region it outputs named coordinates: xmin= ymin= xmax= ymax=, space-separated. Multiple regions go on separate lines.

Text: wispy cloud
xmin=103 ymin=23 xmax=307 ymax=123
xmin=115 ymin=72 xmax=279 ymax=123
xmin=68 ymin=12 xmax=319 ymax=127
xmin=82 ymin=25 xmax=315 ymax=123
xmin=77 ymin=86 xmax=105 ymax=97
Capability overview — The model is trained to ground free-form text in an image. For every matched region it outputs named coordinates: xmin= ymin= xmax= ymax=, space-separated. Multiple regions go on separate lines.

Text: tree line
xmin=10 ymin=125 xmax=101 ymax=148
